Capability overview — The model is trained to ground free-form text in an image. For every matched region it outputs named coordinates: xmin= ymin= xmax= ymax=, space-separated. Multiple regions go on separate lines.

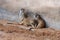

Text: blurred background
xmin=0 ymin=0 xmax=60 ymax=30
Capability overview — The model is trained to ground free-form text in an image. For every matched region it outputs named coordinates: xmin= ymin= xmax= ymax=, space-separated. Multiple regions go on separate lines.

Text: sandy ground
xmin=0 ymin=20 xmax=60 ymax=40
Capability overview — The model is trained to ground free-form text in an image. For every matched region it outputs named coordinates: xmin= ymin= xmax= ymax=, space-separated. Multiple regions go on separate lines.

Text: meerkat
xmin=32 ymin=13 xmax=46 ymax=29
xmin=19 ymin=8 xmax=34 ymax=27
xmin=19 ymin=8 xmax=46 ymax=30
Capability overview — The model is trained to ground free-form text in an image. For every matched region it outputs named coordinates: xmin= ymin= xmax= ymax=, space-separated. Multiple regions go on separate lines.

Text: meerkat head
xmin=35 ymin=13 xmax=42 ymax=20
xmin=20 ymin=8 xmax=25 ymax=12
xmin=20 ymin=8 xmax=28 ymax=18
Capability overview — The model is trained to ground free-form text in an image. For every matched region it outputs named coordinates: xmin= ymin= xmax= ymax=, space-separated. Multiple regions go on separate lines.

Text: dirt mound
xmin=0 ymin=20 xmax=60 ymax=40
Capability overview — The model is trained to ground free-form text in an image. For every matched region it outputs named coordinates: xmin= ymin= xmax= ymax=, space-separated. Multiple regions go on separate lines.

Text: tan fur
xmin=19 ymin=8 xmax=46 ymax=30
xmin=20 ymin=15 xmax=46 ymax=29
xmin=30 ymin=13 xmax=46 ymax=29
xmin=36 ymin=19 xmax=45 ymax=28
xmin=20 ymin=17 xmax=33 ymax=27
